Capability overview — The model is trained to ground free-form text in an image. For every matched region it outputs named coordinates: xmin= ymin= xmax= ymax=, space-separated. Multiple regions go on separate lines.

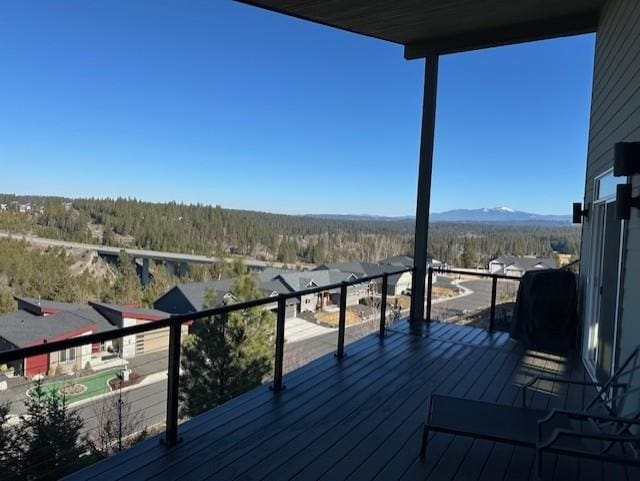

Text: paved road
xmin=0 ymin=231 xmax=314 ymax=270
xmin=431 ymin=276 xmax=518 ymax=321
xmin=75 ymin=377 xmax=168 ymax=438
xmin=435 ymin=278 xmax=493 ymax=312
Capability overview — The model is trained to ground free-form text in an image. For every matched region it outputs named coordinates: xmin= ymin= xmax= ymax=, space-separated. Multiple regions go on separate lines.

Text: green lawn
xmin=27 ymin=367 xmax=123 ymax=404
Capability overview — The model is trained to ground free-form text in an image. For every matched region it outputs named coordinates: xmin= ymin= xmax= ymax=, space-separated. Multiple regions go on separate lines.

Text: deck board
xmin=66 ymin=321 xmax=630 ymax=481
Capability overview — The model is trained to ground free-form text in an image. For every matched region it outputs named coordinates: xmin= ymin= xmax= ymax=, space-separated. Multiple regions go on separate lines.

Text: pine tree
xmin=461 ymin=240 xmax=478 ymax=268
xmin=0 ymin=287 xmax=16 ymax=315
xmin=0 ymin=402 xmax=20 ymax=481
xmin=17 ymin=382 xmax=85 ymax=481
xmin=179 ymin=275 xmax=275 ymax=418
xmin=105 ymin=251 xmax=142 ymax=305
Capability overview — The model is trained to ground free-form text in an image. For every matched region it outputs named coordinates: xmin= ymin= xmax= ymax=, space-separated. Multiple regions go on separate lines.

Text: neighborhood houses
xmin=488 ymin=255 xmax=556 ymax=277
xmin=0 ymin=253 xmax=559 ymax=381
xmin=0 ymin=255 xmax=441 ymax=380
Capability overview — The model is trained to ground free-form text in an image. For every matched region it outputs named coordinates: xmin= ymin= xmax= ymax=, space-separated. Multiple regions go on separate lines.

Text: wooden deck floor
xmin=67 ymin=321 xmax=639 ymax=481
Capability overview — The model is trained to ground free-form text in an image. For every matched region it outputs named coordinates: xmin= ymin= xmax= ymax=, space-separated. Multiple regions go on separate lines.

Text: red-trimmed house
xmin=89 ymin=302 xmax=178 ymax=358
xmin=0 ymin=309 xmax=106 ymax=377
xmin=15 ymin=296 xmax=117 ymax=358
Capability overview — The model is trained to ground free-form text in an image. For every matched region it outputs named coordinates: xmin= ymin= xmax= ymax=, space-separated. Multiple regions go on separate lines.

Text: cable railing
xmin=426 ymin=266 xmax=522 ymax=332
xmin=0 ymin=266 xmax=413 ymax=456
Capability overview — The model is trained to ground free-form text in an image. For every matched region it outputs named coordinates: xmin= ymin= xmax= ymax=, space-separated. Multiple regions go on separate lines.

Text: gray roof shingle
xmin=0 ymin=309 xmax=109 ymax=348
xmin=490 ymin=256 xmax=556 ymax=274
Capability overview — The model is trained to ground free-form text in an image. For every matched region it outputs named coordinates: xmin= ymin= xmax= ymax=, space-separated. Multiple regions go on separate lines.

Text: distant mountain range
xmin=308 ymin=207 xmax=572 ymax=223
xmin=430 ymin=207 xmax=572 ymax=223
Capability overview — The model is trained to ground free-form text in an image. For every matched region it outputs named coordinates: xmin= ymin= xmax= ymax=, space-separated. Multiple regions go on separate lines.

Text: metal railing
xmin=426 ymin=267 xmax=522 ymax=332
xmin=0 ymin=266 xmax=413 ymax=448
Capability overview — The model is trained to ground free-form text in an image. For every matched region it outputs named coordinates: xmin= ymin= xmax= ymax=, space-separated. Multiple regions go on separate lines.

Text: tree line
xmin=0 ymin=194 xmax=580 ymax=268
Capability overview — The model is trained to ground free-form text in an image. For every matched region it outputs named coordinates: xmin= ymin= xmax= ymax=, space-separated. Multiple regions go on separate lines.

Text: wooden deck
xmin=67 ymin=321 xmax=639 ymax=481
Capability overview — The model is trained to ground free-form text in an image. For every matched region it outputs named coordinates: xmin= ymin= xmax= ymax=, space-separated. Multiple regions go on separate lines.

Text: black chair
xmin=420 ymin=346 xmax=640 ymax=477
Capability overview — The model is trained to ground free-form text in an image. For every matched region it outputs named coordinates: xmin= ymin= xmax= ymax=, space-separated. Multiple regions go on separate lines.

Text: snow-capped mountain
xmin=429 ymin=207 xmax=571 ymax=223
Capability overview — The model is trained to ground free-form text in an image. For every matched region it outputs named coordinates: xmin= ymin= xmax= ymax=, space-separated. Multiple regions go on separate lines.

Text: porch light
xmin=572 ymin=202 xmax=588 ymax=224
xmin=614 ymin=142 xmax=640 ymax=176
xmin=615 ymin=183 xmax=640 ymax=220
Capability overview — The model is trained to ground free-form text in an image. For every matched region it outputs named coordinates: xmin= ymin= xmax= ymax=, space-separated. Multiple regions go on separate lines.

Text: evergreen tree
xmin=17 ymin=382 xmax=85 ymax=481
xmin=105 ymin=251 xmax=142 ymax=305
xmin=0 ymin=402 xmax=20 ymax=481
xmin=179 ymin=275 xmax=275 ymax=418
xmin=0 ymin=287 xmax=16 ymax=315
xmin=141 ymin=261 xmax=172 ymax=308
xmin=461 ymin=240 xmax=478 ymax=268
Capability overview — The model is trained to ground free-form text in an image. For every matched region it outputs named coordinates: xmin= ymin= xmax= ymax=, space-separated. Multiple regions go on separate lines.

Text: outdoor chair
xmin=420 ymin=346 xmax=640 ymax=478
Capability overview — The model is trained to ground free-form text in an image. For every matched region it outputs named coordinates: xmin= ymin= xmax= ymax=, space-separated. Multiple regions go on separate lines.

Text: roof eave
xmin=404 ymin=10 xmax=600 ymax=59
xmin=236 ymin=2 xmax=600 ymax=59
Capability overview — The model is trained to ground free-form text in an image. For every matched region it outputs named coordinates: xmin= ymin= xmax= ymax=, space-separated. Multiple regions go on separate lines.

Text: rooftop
xmin=67 ymin=321 xmax=631 ymax=481
xmin=89 ymin=302 xmax=169 ymax=321
xmin=14 ymin=296 xmax=91 ymax=315
xmin=0 ymin=309 xmax=109 ymax=347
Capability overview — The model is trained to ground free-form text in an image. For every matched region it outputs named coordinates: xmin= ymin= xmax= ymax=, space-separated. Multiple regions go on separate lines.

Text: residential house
xmin=488 ymin=256 xmax=556 ymax=277
xmin=154 ymin=277 xmax=299 ymax=317
xmin=90 ymin=302 xmax=179 ymax=358
xmin=260 ymin=268 xmax=359 ymax=312
xmin=0 ymin=308 xmax=113 ymax=377
xmin=315 ymin=257 xmax=440 ymax=297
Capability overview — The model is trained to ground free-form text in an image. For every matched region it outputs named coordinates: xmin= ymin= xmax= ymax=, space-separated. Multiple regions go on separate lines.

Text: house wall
xmin=488 ymin=261 xmax=503 ymax=274
xmin=47 ymin=332 xmax=93 ymax=375
xmin=25 ymin=353 xmax=48 ymax=377
xmin=300 ymin=293 xmax=316 ymax=313
xmin=154 ymin=289 xmax=192 ymax=314
xmin=503 ymin=267 xmax=525 ymax=278
xmin=131 ymin=317 xmax=189 ymax=355
xmin=391 ymin=272 xmax=412 ymax=296
xmin=580 ymin=0 xmax=640 ymax=414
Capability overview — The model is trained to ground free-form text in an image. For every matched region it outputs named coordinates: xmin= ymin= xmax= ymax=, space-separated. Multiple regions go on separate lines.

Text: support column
xmin=141 ymin=258 xmax=150 ymax=286
xmin=410 ymin=54 xmax=439 ymax=323
xmin=179 ymin=262 xmax=189 ymax=277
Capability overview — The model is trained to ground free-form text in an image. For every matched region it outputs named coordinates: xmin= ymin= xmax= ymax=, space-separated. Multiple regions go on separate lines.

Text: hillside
xmin=0 ymin=194 xmax=580 ymax=267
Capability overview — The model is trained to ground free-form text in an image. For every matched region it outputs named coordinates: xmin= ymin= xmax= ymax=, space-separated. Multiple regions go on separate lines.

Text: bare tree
xmin=86 ymin=374 xmax=147 ymax=459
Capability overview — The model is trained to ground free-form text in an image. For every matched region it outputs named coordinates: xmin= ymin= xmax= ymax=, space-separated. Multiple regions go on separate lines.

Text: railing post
xmin=426 ymin=267 xmax=433 ymax=323
xmin=336 ymin=282 xmax=347 ymax=358
xmin=271 ymin=295 xmax=286 ymax=392
xmin=164 ymin=321 xmax=182 ymax=446
xmin=489 ymin=275 xmax=498 ymax=333
xmin=379 ymin=273 xmax=389 ymax=337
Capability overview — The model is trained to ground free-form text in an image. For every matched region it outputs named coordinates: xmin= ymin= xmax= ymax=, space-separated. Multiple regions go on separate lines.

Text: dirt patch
xmin=388 ymin=296 xmax=411 ymax=309
xmin=59 ymin=384 xmax=86 ymax=396
xmin=109 ymin=372 xmax=143 ymax=390
xmin=432 ymin=286 xmax=460 ymax=299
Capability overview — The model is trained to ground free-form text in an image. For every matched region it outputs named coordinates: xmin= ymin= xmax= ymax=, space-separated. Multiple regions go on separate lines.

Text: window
xmin=59 ymin=348 xmax=76 ymax=364
xmin=595 ymin=170 xmax=617 ymax=202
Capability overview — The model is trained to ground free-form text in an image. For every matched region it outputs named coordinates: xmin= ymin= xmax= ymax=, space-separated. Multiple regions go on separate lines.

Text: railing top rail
xmin=432 ymin=267 xmax=521 ymax=281
xmin=0 ymin=267 xmax=413 ymax=365
xmin=560 ymin=258 xmax=580 ymax=270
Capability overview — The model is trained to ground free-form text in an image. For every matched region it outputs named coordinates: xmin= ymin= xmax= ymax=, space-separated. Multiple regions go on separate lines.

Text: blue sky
xmin=0 ymin=1 xmax=595 ymax=216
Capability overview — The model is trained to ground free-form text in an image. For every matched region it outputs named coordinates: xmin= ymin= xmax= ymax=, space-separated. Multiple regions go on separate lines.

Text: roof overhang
xmin=235 ymin=1 xmax=603 ymax=58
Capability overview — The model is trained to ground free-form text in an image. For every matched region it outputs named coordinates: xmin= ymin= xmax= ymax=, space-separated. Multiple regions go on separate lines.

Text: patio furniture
xmin=420 ymin=347 xmax=640 ymax=477
xmin=510 ymin=269 xmax=578 ymax=354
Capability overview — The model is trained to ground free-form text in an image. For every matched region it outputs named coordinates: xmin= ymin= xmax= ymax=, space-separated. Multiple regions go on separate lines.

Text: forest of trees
xmin=0 ymin=194 xmax=581 ymax=269
xmin=0 ymin=236 xmax=251 ymax=315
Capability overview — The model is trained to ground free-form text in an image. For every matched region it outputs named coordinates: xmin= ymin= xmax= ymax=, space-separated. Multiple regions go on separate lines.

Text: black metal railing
xmin=0 ymin=266 xmax=413 ymax=448
xmin=426 ymin=267 xmax=522 ymax=332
